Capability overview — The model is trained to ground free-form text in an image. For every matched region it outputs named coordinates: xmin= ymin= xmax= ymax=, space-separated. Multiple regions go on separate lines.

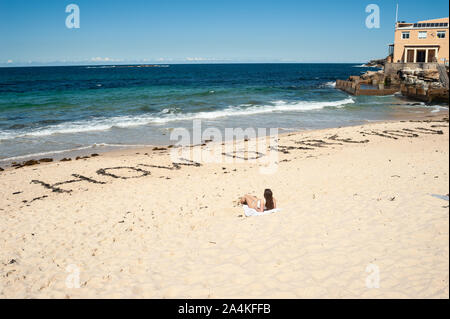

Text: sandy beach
xmin=0 ymin=115 xmax=448 ymax=299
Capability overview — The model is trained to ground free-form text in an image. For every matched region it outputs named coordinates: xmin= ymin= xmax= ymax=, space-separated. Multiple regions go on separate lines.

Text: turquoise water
xmin=0 ymin=63 xmax=446 ymax=161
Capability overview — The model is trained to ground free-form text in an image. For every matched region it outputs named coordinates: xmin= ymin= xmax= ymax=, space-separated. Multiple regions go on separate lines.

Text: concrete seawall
xmin=336 ymin=80 xmax=399 ymax=96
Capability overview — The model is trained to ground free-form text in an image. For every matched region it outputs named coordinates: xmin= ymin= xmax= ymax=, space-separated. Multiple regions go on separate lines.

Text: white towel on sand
xmin=243 ymin=205 xmax=281 ymax=217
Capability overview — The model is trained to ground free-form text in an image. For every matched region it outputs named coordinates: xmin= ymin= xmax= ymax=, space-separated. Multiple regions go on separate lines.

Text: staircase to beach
xmin=437 ymin=64 xmax=449 ymax=89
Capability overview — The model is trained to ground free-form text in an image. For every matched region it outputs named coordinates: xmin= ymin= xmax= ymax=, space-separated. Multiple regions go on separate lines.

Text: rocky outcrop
xmin=398 ymin=66 xmax=449 ymax=103
xmin=360 ymin=70 xmax=385 ymax=85
xmin=337 ymin=59 xmax=448 ymax=102
xmin=398 ymin=68 xmax=446 ymax=89
xmin=358 ymin=67 xmax=446 ymax=90
xmin=364 ymin=58 xmax=387 ymax=68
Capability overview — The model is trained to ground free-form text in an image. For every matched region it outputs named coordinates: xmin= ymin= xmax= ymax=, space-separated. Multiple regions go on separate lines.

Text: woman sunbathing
xmin=240 ymin=189 xmax=276 ymax=212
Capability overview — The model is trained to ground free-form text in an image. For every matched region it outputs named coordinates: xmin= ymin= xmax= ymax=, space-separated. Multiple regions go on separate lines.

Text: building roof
xmin=396 ymin=17 xmax=449 ymax=30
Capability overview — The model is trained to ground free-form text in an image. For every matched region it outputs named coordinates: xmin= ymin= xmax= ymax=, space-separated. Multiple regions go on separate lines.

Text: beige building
xmin=390 ymin=17 xmax=449 ymax=65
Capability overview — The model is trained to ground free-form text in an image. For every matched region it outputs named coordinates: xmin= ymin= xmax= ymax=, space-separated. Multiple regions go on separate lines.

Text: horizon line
xmin=0 ymin=61 xmax=369 ymax=68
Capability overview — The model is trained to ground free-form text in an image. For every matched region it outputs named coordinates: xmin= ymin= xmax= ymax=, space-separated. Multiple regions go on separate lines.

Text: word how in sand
xmin=26 ymin=159 xmax=201 ymax=203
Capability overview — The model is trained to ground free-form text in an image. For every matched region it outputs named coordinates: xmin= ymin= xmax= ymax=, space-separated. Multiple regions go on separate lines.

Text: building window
xmin=437 ymin=31 xmax=446 ymax=38
xmin=402 ymin=32 xmax=410 ymax=39
xmin=418 ymin=31 xmax=427 ymax=39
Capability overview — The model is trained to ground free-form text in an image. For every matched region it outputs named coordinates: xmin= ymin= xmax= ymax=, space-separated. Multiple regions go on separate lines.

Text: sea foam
xmin=0 ymin=98 xmax=355 ymax=140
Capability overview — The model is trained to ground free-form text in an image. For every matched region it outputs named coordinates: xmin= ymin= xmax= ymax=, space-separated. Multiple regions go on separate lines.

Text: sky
xmin=0 ymin=0 xmax=448 ymax=66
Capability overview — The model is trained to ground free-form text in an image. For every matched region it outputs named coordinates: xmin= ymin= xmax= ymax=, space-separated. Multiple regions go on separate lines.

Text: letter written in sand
xmin=96 ymin=166 xmax=151 ymax=179
xmin=31 ymin=174 xmax=105 ymax=193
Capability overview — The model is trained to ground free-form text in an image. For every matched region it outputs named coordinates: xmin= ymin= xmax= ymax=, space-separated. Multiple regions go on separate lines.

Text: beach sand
xmin=0 ymin=115 xmax=448 ymax=299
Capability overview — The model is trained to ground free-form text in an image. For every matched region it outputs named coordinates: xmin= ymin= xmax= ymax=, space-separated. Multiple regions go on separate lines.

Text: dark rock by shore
xmin=10 ymin=158 xmax=54 ymax=169
xmin=39 ymin=158 xmax=53 ymax=163
xmin=12 ymin=160 xmax=39 ymax=168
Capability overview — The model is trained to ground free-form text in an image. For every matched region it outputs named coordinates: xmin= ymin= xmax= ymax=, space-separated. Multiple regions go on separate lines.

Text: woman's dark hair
xmin=264 ymin=189 xmax=274 ymax=210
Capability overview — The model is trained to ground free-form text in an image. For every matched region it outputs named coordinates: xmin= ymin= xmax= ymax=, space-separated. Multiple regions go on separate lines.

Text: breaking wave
xmin=0 ymin=98 xmax=355 ymax=140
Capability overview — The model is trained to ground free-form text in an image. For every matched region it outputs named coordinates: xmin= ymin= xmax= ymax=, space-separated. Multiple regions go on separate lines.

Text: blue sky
xmin=0 ymin=0 xmax=448 ymax=66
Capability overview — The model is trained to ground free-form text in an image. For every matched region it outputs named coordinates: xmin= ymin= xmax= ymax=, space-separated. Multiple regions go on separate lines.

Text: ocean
xmin=0 ymin=63 xmax=446 ymax=162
